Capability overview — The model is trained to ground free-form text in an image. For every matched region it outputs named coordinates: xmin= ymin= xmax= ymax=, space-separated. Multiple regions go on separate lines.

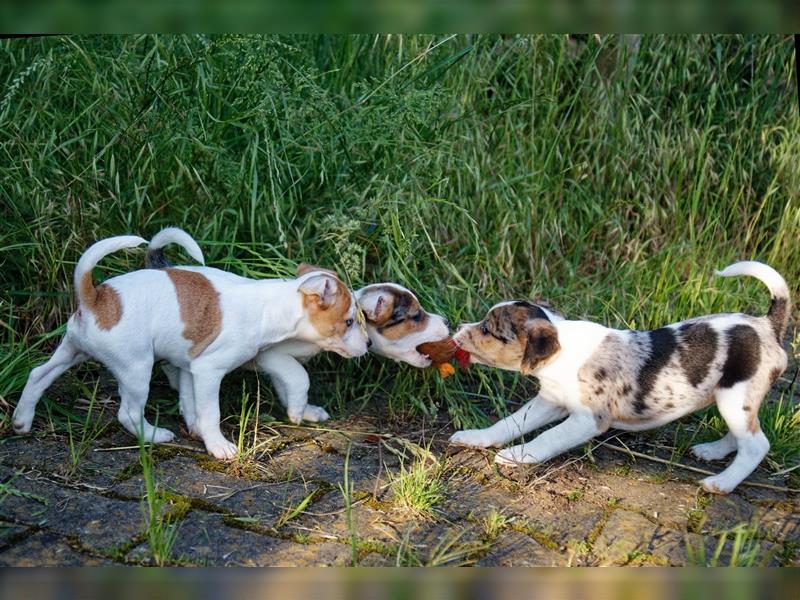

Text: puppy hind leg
xmin=161 ymin=363 xmax=180 ymax=391
xmin=691 ymin=431 xmax=737 ymax=462
xmin=450 ymin=396 xmax=567 ymax=448
xmin=13 ymin=337 xmax=88 ymax=433
xmin=114 ymin=361 xmax=175 ymax=444
xmin=178 ymin=369 xmax=201 ymax=439
xmin=495 ymin=411 xmax=604 ymax=466
xmin=700 ymin=383 xmax=770 ymax=494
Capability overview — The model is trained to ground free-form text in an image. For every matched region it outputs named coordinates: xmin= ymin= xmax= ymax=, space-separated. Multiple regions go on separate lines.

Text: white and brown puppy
xmin=147 ymin=231 xmax=449 ymax=429
xmin=355 ymin=283 xmax=450 ymax=367
xmin=13 ymin=233 xmax=368 ymax=459
xmin=450 ymin=262 xmax=790 ymax=494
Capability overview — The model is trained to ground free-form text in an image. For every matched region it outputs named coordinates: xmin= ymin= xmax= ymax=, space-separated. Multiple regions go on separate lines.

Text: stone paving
xmin=1 ymin=382 xmax=798 ymax=567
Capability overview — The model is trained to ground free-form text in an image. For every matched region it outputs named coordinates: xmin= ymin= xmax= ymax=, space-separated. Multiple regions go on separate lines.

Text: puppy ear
xmin=358 ymin=289 xmax=393 ymax=325
xmin=521 ymin=319 xmax=560 ymax=375
xmin=299 ymin=274 xmax=339 ymax=308
xmin=297 ymin=263 xmax=338 ymax=278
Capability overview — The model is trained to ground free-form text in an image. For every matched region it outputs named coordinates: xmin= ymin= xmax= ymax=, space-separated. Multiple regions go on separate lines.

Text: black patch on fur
xmin=742 ymin=405 xmax=751 ymax=411
xmin=513 ymin=301 xmax=550 ymax=322
xmin=594 ymin=368 xmax=607 ymax=382
xmin=768 ymin=297 xmax=788 ymax=344
xmin=146 ymin=248 xmax=171 ymax=269
xmin=633 ymin=328 xmax=677 ymax=414
xmin=522 ymin=322 xmax=559 ymax=373
xmin=719 ymin=325 xmax=761 ymax=388
xmin=378 ymin=290 xmax=415 ymax=329
xmin=621 ymin=383 xmax=632 ymax=396
xmin=678 ymin=322 xmax=717 ymax=387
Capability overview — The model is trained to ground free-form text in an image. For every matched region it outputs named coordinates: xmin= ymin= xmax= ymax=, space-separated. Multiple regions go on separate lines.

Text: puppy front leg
xmin=450 ymin=396 xmax=567 ymax=448
xmin=495 ymin=411 xmax=603 ymax=466
xmin=191 ymin=368 xmax=237 ymax=460
xmin=255 ymin=350 xmax=327 ymax=424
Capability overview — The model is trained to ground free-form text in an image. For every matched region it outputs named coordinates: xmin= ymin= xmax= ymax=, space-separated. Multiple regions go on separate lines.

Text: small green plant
xmin=686 ymin=520 xmax=776 ymax=567
xmin=65 ymin=380 xmax=110 ymax=479
xmin=481 ymin=508 xmax=509 ymax=539
xmin=395 ymin=528 xmax=487 ymax=567
xmin=338 ymin=442 xmax=359 ymax=566
xmin=388 ymin=457 xmax=445 ymax=520
xmin=275 ymin=488 xmax=318 ymax=530
xmin=138 ymin=435 xmax=181 ymax=566
xmin=566 ymin=489 xmax=583 ymax=501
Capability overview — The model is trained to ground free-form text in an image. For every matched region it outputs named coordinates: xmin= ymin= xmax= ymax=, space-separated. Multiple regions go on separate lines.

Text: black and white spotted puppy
xmin=450 ymin=262 xmax=790 ymax=494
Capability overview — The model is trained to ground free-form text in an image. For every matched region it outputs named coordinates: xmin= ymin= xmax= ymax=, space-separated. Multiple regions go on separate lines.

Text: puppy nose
xmin=367 ymin=339 xmax=373 ymax=348
xmin=443 ymin=318 xmax=451 ymax=328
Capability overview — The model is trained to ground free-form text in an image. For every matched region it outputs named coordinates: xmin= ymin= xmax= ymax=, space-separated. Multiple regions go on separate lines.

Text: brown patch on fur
xmin=79 ymin=271 xmax=123 ymax=330
xmin=297 ymin=263 xmax=338 ymax=278
xmin=303 ymin=278 xmax=353 ymax=338
xmin=769 ymin=367 xmax=783 ymax=385
xmin=521 ymin=319 xmax=560 ymax=375
xmin=165 ymin=269 xmax=222 ymax=358
xmin=365 ymin=285 xmax=429 ymax=340
xmin=745 ymin=400 xmax=762 ymax=434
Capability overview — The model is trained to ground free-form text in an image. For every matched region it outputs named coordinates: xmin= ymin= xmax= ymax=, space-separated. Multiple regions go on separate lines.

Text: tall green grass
xmin=1 ymin=35 xmax=797 ymax=433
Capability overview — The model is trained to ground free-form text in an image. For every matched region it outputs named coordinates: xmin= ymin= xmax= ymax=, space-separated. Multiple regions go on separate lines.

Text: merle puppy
xmin=450 ymin=261 xmax=790 ymax=494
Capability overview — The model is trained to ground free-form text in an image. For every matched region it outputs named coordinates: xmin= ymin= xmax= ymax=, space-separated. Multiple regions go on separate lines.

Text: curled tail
xmin=145 ymin=227 xmax=205 ymax=268
xmin=716 ymin=261 xmax=791 ymax=344
xmin=74 ymin=235 xmax=147 ymax=312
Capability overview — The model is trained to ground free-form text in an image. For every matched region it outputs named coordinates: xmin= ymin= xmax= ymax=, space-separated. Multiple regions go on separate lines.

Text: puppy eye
xmin=412 ymin=312 xmax=423 ymax=322
xmin=345 ymin=318 xmax=354 ymax=328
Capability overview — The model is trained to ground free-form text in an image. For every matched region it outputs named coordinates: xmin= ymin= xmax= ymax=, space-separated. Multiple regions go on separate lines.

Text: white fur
xmin=74 ymin=235 xmax=148 ymax=292
xmin=717 ymin=260 xmax=789 ymax=300
xmin=149 ymin=227 xmax=205 ymax=265
xmin=13 ymin=236 xmax=368 ymax=459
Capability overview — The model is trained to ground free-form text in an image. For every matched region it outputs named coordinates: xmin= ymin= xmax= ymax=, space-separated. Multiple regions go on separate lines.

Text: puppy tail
xmin=716 ymin=261 xmax=791 ymax=344
xmin=145 ymin=227 xmax=205 ymax=269
xmin=74 ymin=236 xmax=148 ymax=308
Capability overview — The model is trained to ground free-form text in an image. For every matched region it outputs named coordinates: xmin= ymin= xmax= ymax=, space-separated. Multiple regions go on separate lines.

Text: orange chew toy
xmin=416 ymin=339 xmax=470 ymax=379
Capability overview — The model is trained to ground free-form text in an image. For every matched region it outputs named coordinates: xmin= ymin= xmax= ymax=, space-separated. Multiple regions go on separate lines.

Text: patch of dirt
xmin=1 ymin=374 xmax=798 ymax=566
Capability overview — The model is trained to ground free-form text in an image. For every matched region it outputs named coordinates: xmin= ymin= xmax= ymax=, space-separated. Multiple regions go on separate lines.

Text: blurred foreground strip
xmin=1 ymin=568 xmax=799 ymax=600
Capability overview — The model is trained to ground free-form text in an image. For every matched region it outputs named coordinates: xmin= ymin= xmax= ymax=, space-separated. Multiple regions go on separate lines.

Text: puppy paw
xmin=449 ymin=429 xmax=495 ymax=449
xmin=691 ymin=441 xmax=734 ymax=462
xmin=302 ymin=405 xmax=331 ymax=423
xmin=205 ymin=438 xmax=238 ymax=461
xmin=495 ymin=446 xmax=538 ymax=466
xmin=495 ymin=447 xmax=524 ymax=466
xmin=699 ymin=476 xmax=734 ymax=495
xmin=12 ymin=418 xmax=33 ymax=434
xmin=148 ymin=427 xmax=176 ymax=444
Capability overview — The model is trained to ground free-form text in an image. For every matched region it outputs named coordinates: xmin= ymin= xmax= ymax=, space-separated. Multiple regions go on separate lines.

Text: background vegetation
xmin=1 ymin=35 xmax=797 ymax=440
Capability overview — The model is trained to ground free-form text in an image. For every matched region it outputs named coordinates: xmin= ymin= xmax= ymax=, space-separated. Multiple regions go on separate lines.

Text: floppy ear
xmin=299 ymin=274 xmax=339 ymax=308
xmin=297 ymin=263 xmax=338 ymax=278
xmin=357 ymin=289 xmax=393 ymax=325
xmin=521 ymin=319 xmax=560 ymax=375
